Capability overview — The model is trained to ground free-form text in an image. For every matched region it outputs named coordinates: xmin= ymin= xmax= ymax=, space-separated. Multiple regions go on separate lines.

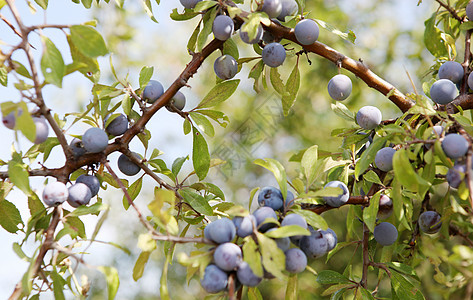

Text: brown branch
xmin=5 ymin=0 xmax=73 ymax=161
xmin=9 ymin=206 xmax=63 ymax=300
xmin=260 ymin=21 xmax=414 ymax=113
xmin=302 ymin=195 xmax=370 ymax=214
xmin=435 ymin=0 xmax=464 ymax=22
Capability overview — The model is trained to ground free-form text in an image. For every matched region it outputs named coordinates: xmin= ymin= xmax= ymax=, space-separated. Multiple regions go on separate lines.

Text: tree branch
xmin=260 ymin=21 xmax=414 ymax=113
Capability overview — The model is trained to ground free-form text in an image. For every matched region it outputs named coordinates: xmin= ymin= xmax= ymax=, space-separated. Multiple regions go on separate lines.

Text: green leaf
xmin=0 ymin=66 xmax=7 ymax=86
xmin=142 ymin=0 xmax=158 ymax=22
xmin=68 ymin=202 xmax=109 ymax=217
xmin=98 ymin=266 xmax=120 ymax=300
xmin=391 ymin=271 xmax=424 ymax=300
xmin=301 ymin=145 xmax=318 ymax=186
xmin=197 ymin=7 xmax=217 ymax=50
xmin=133 ymin=251 xmax=150 ymax=281
xmin=270 ymin=67 xmax=285 ymax=95
xmin=34 ymin=0 xmax=48 ymax=9
xmin=392 ymin=149 xmax=430 ymax=193
xmin=249 ymin=60 xmax=264 ymax=90
xmin=139 ymin=66 xmax=153 ymax=89
xmin=172 ymin=156 xmax=188 ymax=177
xmin=195 ymin=79 xmax=240 ymax=109
xmin=170 ymin=8 xmax=199 ymax=21
xmin=331 ymin=102 xmax=355 ymax=122
xmin=187 ymin=22 xmax=201 ymax=53
xmin=122 ymin=177 xmax=143 ymax=210
xmin=264 ymin=225 xmax=310 ymax=238
xmin=223 ymin=39 xmax=239 ymax=60
xmin=354 ymin=136 xmax=388 ymax=179
xmin=190 ymin=112 xmax=215 ymax=137
xmin=51 ymin=270 xmax=66 ymax=300
xmin=8 ymin=158 xmax=31 ymax=195
xmin=254 ymin=158 xmax=287 ymax=201
xmin=70 ymin=25 xmax=108 ymax=58
xmin=183 ymin=118 xmax=191 ymax=135
xmin=41 ymin=37 xmax=65 ymax=87
xmin=424 ymin=13 xmax=448 ymax=58
xmin=179 ymin=189 xmax=213 ymax=215
xmin=363 ymin=192 xmax=380 ymax=233
xmin=363 ymin=170 xmax=383 ymax=185
xmin=12 ymin=242 xmax=28 ymax=261
xmin=316 ymin=270 xmax=351 ymax=285
xmin=285 ymin=274 xmax=298 ymax=300
xmin=248 ymin=287 xmax=264 ymax=300
xmin=0 ymin=199 xmax=23 ymax=233
xmin=282 ymin=61 xmax=300 ymax=116
xmin=315 ymin=19 xmax=356 ymax=43
xmin=256 ymin=232 xmax=286 ymax=279
xmin=16 ymin=102 xmax=36 ymax=142
xmin=242 ymin=237 xmax=263 ymax=277
xmin=292 ymin=209 xmax=328 ymax=230
xmin=192 ymin=126 xmax=210 ymax=181
xmin=194 ymin=0 xmax=218 ymax=11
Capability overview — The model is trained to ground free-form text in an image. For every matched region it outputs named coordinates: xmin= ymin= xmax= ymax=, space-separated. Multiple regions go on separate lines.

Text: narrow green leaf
xmin=316 ymin=270 xmax=351 ymax=285
xmin=256 ymin=232 xmax=286 ymax=279
xmin=270 ymin=67 xmax=285 ymax=95
xmin=242 ymin=237 xmax=263 ymax=277
xmin=142 ymin=0 xmax=158 ymax=22
xmin=133 ymin=251 xmax=151 ymax=281
xmin=265 ymin=225 xmax=310 ymax=238
xmin=254 ymin=158 xmax=287 ymax=201
xmin=51 ymin=270 xmax=66 ymax=300
xmin=0 ymin=66 xmax=7 ymax=86
xmin=194 ymin=0 xmax=218 ymax=11
xmin=392 ymin=149 xmax=430 ymax=193
xmin=363 ymin=192 xmax=380 ymax=233
xmin=12 ymin=242 xmax=28 ymax=260
xmin=16 ymin=102 xmax=36 ymax=142
xmin=183 ymin=118 xmax=191 ymax=135
xmin=301 ymin=145 xmax=318 ymax=186
xmin=122 ymin=177 xmax=143 ymax=210
xmin=190 ymin=112 xmax=215 ymax=137
xmin=223 ymin=39 xmax=239 ymax=60
xmin=249 ymin=60 xmax=264 ymax=92
xmin=68 ymin=202 xmax=109 ymax=217
xmin=98 ymin=266 xmax=120 ymax=300
xmin=8 ymin=159 xmax=31 ymax=195
xmin=139 ymin=66 xmax=154 ymax=89
xmin=34 ymin=0 xmax=48 ymax=9
xmin=424 ymin=13 xmax=448 ymax=57
xmin=170 ymin=8 xmax=199 ymax=21
xmin=179 ymin=189 xmax=213 ymax=215
xmin=195 ymin=79 xmax=240 ymax=109
xmin=192 ymin=126 xmax=210 ymax=181
xmin=354 ymin=136 xmax=388 ymax=179
xmin=172 ymin=156 xmax=188 ymax=177
xmin=282 ymin=61 xmax=300 ymax=115
xmin=70 ymin=25 xmax=108 ymax=58
xmin=41 ymin=37 xmax=65 ymax=87
xmin=293 ymin=209 xmax=328 ymax=230
xmin=331 ymin=102 xmax=355 ymax=122
xmin=197 ymin=7 xmax=217 ymax=51
xmin=187 ymin=22 xmax=201 ymax=53
xmin=285 ymin=274 xmax=298 ymax=300
xmin=0 ymin=199 xmax=23 ymax=233
xmin=363 ymin=170 xmax=383 ymax=185
xmin=315 ymin=19 xmax=356 ymax=43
